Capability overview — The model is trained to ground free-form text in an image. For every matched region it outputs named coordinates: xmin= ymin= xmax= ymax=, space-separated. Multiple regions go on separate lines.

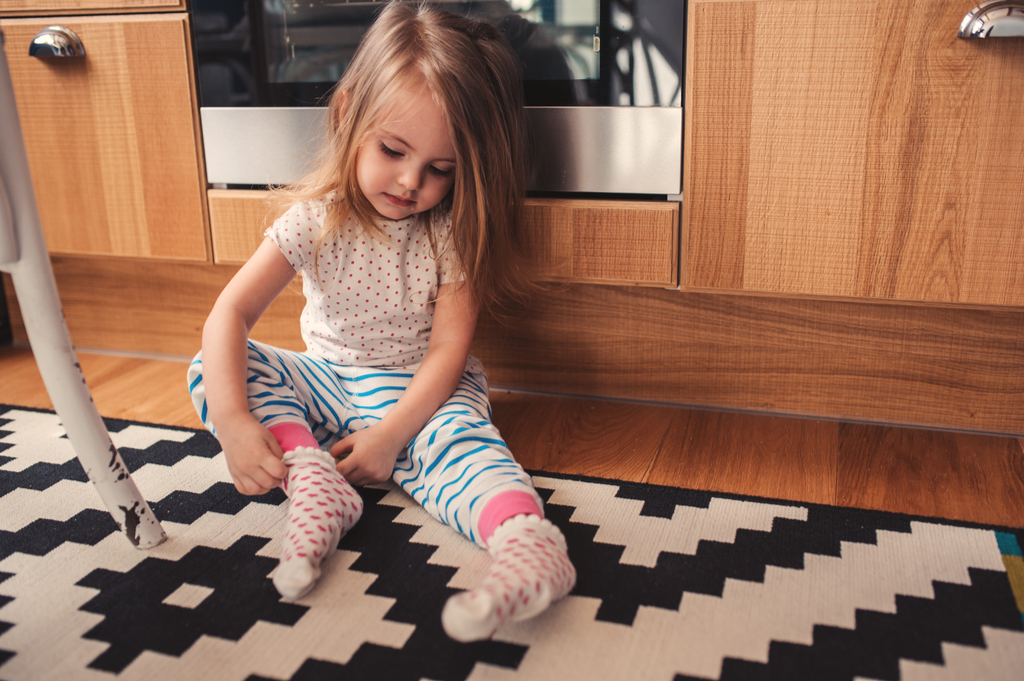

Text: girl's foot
xmin=273 ymin=447 xmax=363 ymax=599
xmin=441 ymin=514 xmax=576 ymax=642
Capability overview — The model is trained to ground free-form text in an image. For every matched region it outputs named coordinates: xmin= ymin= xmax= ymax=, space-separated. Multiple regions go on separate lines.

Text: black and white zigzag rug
xmin=1 ymin=403 xmax=1022 ymax=681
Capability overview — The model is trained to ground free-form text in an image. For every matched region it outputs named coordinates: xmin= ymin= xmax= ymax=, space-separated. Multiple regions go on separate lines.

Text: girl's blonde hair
xmin=272 ymin=1 xmax=536 ymax=313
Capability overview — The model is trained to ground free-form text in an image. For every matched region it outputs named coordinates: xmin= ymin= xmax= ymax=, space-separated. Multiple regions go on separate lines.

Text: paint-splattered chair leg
xmin=0 ymin=44 xmax=166 ymax=549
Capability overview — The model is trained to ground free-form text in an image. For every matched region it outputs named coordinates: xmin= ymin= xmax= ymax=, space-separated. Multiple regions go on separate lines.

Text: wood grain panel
xmin=859 ymin=0 xmax=978 ymax=302
xmin=208 ymin=189 xmax=280 ymax=264
xmin=647 ymin=410 xmax=838 ymax=505
xmin=209 ymin=191 xmax=679 ymax=285
xmin=743 ymin=1 xmax=873 ymax=298
xmin=0 ymin=14 xmax=208 ymax=260
xmin=686 ymin=0 xmax=1024 ymax=306
xmin=568 ymin=202 xmax=678 ymax=286
xmin=3 ymin=259 xmax=305 ymax=359
xmin=837 ymin=423 xmax=1024 ymax=526
xmin=7 ymin=259 xmax=1021 ymax=434
xmin=472 ymin=284 xmax=1024 ymax=435
xmin=521 ymin=198 xmax=679 ymax=287
xmin=961 ymin=37 xmax=1024 ymax=305
xmin=490 ymin=390 xmax=677 ymax=482
xmin=684 ymin=1 xmax=754 ymax=290
xmin=0 ymin=1 xmax=185 ymax=16
xmin=521 ymin=201 xmax=573 ymax=280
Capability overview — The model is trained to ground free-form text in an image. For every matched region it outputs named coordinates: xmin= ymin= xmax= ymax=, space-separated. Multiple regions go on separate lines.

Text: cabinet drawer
xmin=209 ymin=191 xmax=679 ymax=287
xmin=0 ymin=1 xmax=185 ymax=17
xmin=207 ymin=189 xmax=279 ymax=264
xmin=523 ymin=198 xmax=678 ymax=287
xmin=0 ymin=13 xmax=208 ymax=260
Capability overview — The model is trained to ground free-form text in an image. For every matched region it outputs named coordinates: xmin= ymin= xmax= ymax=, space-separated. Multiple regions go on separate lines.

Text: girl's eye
xmin=380 ymin=141 xmax=452 ymax=178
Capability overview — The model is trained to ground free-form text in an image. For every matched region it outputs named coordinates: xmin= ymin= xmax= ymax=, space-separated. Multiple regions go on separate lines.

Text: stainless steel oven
xmin=191 ymin=0 xmax=684 ymax=195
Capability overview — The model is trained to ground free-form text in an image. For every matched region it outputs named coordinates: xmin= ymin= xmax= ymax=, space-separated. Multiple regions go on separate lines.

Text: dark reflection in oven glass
xmin=192 ymin=0 xmax=683 ymax=108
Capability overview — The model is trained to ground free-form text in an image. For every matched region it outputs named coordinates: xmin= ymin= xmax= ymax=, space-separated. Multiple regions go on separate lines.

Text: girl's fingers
xmin=237 ymin=466 xmax=282 ymax=496
xmin=336 ymin=457 xmax=355 ymax=480
xmin=263 ymin=456 xmax=288 ymax=480
xmin=337 ymin=459 xmax=368 ymax=487
xmin=330 ymin=435 xmax=354 ymax=459
xmin=235 ymin=476 xmax=264 ymax=496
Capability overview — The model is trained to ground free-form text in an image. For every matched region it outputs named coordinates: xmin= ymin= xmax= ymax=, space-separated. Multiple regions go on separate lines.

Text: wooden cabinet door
xmin=0 ymin=13 xmax=208 ymax=260
xmin=685 ymin=0 xmax=1024 ymax=306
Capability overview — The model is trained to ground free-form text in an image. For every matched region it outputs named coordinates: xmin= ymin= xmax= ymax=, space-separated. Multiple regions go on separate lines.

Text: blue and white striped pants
xmin=187 ymin=339 xmax=541 ymax=546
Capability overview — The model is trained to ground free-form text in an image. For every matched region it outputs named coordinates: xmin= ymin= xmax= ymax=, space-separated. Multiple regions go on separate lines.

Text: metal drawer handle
xmin=29 ymin=25 xmax=86 ymax=58
xmin=959 ymin=1 xmax=1024 ymax=38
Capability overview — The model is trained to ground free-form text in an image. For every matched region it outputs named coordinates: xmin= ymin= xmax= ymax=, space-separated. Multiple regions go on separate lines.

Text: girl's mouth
xmin=384 ymin=193 xmax=414 ymax=208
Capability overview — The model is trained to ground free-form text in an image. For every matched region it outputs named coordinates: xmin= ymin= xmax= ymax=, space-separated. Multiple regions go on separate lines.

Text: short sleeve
xmin=263 ymin=200 xmax=324 ymax=272
xmin=433 ymin=211 xmax=464 ymax=286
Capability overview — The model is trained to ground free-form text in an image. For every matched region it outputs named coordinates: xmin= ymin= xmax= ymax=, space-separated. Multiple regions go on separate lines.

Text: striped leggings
xmin=187 ymin=339 xmax=542 ymax=546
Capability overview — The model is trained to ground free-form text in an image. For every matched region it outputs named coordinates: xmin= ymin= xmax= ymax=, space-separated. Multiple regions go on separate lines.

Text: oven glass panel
xmin=192 ymin=0 xmax=683 ymax=107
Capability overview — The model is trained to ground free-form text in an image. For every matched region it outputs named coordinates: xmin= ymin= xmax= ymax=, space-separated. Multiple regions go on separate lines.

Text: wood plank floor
xmin=2 ymin=345 xmax=1022 ymax=527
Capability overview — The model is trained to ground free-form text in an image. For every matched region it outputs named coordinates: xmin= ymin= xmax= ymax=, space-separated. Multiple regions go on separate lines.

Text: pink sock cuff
xmin=268 ymin=422 xmax=320 ymax=453
xmin=478 ymin=490 xmax=543 ymax=544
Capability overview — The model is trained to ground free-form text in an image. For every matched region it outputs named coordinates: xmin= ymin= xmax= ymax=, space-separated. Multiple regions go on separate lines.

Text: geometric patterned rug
xmin=1 ymin=404 xmax=1022 ymax=681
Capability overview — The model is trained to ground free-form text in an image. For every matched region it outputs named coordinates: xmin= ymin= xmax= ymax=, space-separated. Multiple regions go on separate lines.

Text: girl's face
xmin=356 ymin=86 xmax=457 ymax=221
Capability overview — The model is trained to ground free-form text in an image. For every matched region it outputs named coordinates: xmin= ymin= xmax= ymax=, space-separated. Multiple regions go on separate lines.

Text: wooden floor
xmin=2 ymin=345 xmax=1022 ymax=527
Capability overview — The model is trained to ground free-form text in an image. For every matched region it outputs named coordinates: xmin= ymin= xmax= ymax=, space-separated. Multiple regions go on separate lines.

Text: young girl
xmin=187 ymin=2 xmax=575 ymax=642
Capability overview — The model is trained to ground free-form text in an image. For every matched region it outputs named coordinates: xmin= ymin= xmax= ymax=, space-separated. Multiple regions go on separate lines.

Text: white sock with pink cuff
xmin=272 ymin=446 xmax=363 ymax=600
xmin=441 ymin=513 xmax=577 ymax=642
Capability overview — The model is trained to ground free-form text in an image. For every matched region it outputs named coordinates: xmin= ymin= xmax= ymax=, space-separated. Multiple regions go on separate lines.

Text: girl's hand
xmin=218 ymin=416 xmax=288 ymax=495
xmin=330 ymin=425 xmax=406 ymax=486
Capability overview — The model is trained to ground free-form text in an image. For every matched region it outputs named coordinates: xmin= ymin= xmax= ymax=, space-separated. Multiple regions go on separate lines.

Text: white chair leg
xmin=0 ymin=32 xmax=166 ymax=549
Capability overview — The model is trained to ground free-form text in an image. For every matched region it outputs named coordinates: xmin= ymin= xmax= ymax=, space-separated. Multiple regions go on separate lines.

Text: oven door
xmin=192 ymin=0 xmax=683 ymax=195
xmin=201 ymin=106 xmax=680 ymax=193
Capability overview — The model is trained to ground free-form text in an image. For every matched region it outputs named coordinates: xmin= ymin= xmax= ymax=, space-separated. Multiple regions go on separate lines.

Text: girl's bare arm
xmin=202 ymin=238 xmax=299 ymax=494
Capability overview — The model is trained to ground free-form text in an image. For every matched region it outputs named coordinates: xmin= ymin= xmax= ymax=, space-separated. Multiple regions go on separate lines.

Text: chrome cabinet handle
xmin=29 ymin=26 xmax=86 ymax=58
xmin=959 ymin=1 xmax=1024 ymax=38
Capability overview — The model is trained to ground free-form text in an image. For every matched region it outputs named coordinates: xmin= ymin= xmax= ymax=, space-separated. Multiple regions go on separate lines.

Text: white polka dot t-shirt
xmin=265 ymin=197 xmax=485 ymax=374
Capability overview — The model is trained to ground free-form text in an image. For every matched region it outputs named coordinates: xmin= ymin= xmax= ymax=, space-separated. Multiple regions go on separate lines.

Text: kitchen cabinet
xmin=0 ymin=10 xmax=208 ymax=260
xmin=208 ymin=190 xmax=679 ymax=288
xmin=4 ymin=0 xmax=1020 ymax=435
xmin=0 ymin=1 xmax=185 ymax=16
xmin=684 ymin=0 xmax=1024 ymax=306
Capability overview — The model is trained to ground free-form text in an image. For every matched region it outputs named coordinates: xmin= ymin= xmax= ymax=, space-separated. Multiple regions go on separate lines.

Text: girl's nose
xmin=398 ymin=165 xmax=421 ymax=191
